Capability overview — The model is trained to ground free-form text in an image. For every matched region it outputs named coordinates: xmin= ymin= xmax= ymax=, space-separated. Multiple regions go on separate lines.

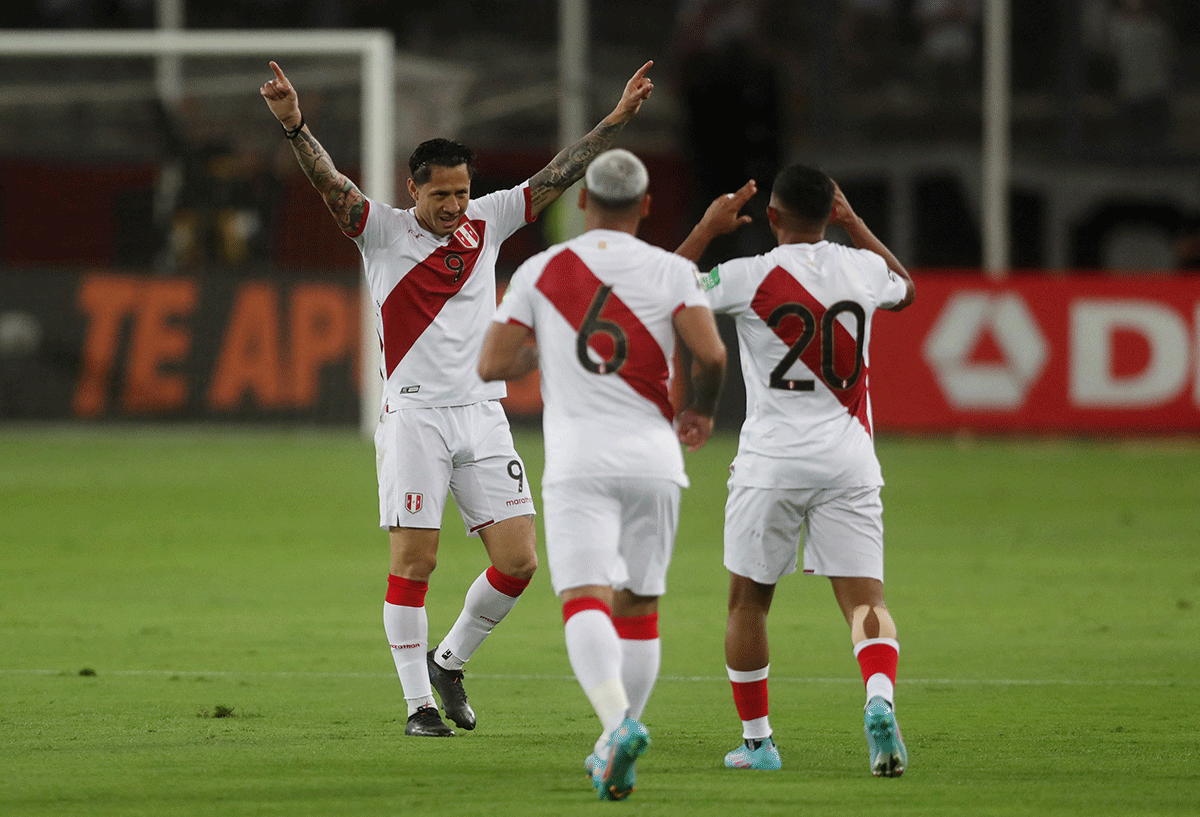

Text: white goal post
xmin=0 ymin=29 xmax=393 ymax=435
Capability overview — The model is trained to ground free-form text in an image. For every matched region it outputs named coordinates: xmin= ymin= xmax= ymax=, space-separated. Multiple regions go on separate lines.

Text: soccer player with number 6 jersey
xmin=677 ymin=164 xmax=915 ymax=777
xmin=260 ymin=59 xmax=654 ymax=738
xmin=479 ymin=149 xmax=727 ymax=800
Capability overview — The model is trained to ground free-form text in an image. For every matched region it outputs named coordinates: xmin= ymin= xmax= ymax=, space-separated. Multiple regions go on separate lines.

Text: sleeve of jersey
xmin=473 ymin=183 xmax=536 ymax=242
xmin=866 ymin=251 xmax=908 ymax=309
xmin=676 ymin=258 xmax=712 ymax=312
xmin=494 ymin=263 xmax=536 ymax=329
xmin=347 ymin=197 xmax=376 ymax=245
xmin=697 ymin=261 xmax=749 ymax=314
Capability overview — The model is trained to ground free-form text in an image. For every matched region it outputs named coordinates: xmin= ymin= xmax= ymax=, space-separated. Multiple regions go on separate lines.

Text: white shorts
xmin=374 ymin=401 xmax=536 ymax=534
xmin=541 ymin=477 xmax=681 ymax=597
xmin=723 ymin=484 xmax=885 ymax=584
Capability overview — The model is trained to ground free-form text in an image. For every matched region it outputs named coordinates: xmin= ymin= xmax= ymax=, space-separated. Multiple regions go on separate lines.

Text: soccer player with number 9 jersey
xmin=677 ymin=164 xmax=916 ymax=777
xmin=261 ymin=59 xmax=655 ymax=738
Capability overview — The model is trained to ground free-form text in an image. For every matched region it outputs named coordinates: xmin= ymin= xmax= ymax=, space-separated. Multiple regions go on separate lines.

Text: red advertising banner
xmin=869 ymin=275 xmax=1200 ymax=433
xmin=0 ymin=270 xmax=361 ymax=423
xmin=4 ymin=270 xmax=1197 ymax=433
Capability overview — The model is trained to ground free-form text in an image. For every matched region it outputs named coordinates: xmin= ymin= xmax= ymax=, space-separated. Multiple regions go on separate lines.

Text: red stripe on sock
xmin=562 ymin=596 xmax=611 ymax=624
xmin=385 ymin=574 xmax=428 ymax=607
xmin=485 ymin=566 xmax=530 ymax=598
xmin=614 ymin=613 xmax=658 ymax=640
xmin=730 ymin=678 xmax=769 ymax=722
xmin=856 ymin=642 xmax=899 ymax=686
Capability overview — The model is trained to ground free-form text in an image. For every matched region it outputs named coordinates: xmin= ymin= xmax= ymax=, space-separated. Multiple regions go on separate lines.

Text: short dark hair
xmin=771 ymin=164 xmax=835 ymax=223
xmin=408 ymin=138 xmax=474 ymax=185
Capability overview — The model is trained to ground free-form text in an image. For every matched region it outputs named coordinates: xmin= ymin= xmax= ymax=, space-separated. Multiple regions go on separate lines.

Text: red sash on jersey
xmin=751 ymin=266 xmax=872 ymax=435
xmin=535 ymin=248 xmax=674 ymax=421
xmin=379 ymin=220 xmax=485 ymax=377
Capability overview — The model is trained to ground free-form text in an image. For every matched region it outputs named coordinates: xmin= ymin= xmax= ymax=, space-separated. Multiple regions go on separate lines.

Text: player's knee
xmin=727 ymin=574 xmax=773 ymax=614
xmin=851 ymin=604 xmax=897 ymax=642
xmin=389 ymin=527 xmax=439 ymax=578
xmin=491 ymin=541 xmax=537 ymax=581
xmin=392 ymin=551 xmax=436 ymax=579
xmin=486 ymin=515 xmax=537 ymax=579
xmin=503 ymin=551 xmax=537 ymax=582
xmin=614 ymin=589 xmax=658 ymax=619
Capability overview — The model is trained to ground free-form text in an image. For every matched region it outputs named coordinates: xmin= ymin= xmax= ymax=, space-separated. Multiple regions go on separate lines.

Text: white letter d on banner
xmin=1070 ymin=300 xmax=1189 ymax=408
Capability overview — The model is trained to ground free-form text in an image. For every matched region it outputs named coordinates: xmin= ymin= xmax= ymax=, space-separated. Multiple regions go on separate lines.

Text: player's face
xmin=410 ymin=164 xmax=471 ymax=237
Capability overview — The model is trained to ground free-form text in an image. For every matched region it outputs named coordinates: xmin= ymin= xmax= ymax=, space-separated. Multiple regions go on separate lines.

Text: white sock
xmin=619 ymin=637 xmax=660 ymax=721
xmin=585 ymin=678 xmax=630 ymax=741
xmin=565 ymin=608 xmax=628 ymax=736
xmin=383 ymin=601 xmax=434 ymax=715
xmin=434 ymin=568 xmax=526 ymax=669
xmin=865 ymin=674 xmax=895 ymax=707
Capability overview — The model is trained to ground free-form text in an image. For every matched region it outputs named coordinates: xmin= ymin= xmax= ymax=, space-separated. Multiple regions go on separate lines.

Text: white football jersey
xmin=702 ymin=240 xmax=908 ymax=488
xmin=495 ymin=229 xmax=709 ymax=486
xmin=352 ymin=184 xmax=533 ymax=411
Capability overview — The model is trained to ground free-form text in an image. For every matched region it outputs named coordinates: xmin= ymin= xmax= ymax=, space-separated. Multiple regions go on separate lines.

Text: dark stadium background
xmin=1 ymin=0 xmax=1198 ymax=431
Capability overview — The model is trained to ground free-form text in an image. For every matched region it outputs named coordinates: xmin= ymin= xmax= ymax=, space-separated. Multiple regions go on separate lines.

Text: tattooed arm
xmin=260 ymin=61 xmax=367 ymax=235
xmin=527 ymin=60 xmax=654 ymax=217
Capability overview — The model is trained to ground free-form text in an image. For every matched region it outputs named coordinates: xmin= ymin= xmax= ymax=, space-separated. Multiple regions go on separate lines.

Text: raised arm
xmin=829 ymin=183 xmax=914 ymax=311
xmin=260 ymin=61 xmax=367 ymax=236
xmin=526 ymin=61 xmax=655 ymax=217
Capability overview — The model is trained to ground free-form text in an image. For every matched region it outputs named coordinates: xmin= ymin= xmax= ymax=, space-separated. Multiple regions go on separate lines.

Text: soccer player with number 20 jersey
xmin=261 ymin=60 xmax=654 ymax=738
xmin=479 ymin=149 xmax=727 ymax=800
xmin=677 ymin=164 xmax=916 ymax=777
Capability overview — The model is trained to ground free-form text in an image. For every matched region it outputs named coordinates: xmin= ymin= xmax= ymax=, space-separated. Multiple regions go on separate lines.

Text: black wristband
xmin=282 ymin=114 xmax=305 ymax=139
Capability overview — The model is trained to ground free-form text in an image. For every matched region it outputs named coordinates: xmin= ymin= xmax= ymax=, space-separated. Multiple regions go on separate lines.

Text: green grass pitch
xmin=1 ymin=426 xmax=1198 ymax=816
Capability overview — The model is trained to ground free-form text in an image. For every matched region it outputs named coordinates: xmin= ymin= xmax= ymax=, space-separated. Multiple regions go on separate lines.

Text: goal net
xmin=0 ymin=30 xmax=447 ymax=434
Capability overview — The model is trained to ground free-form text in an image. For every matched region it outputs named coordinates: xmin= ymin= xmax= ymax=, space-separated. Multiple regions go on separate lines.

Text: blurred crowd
xmin=1 ymin=0 xmax=1198 ymax=273
xmin=7 ymin=1 xmax=1192 ymax=156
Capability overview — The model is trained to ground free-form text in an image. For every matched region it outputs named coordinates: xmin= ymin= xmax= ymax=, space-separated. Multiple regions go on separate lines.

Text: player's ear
xmin=577 ymin=187 xmax=587 ymax=210
xmin=407 ymin=177 xmax=419 ymax=203
xmin=766 ymin=205 xmax=779 ymax=226
xmin=639 ymin=193 xmax=652 ymax=219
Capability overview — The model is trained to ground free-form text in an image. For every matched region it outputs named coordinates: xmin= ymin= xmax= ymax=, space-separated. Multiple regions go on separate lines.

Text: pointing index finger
xmin=269 ymin=61 xmax=287 ymax=82
xmin=632 ymin=60 xmax=653 ymax=81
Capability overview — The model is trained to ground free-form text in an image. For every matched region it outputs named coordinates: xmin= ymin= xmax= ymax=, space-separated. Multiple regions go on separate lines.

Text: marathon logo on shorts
xmin=405 ymin=492 xmax=423 ymax=514
xmin=453 ymin=222 xmax=480 ymax=249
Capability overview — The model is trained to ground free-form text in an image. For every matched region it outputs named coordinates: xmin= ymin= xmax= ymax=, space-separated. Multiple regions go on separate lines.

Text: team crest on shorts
xmin=453 ymin=222 xmax=479 ymax=249
xmin=405 ymin=492 xmax=423 ymax=514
